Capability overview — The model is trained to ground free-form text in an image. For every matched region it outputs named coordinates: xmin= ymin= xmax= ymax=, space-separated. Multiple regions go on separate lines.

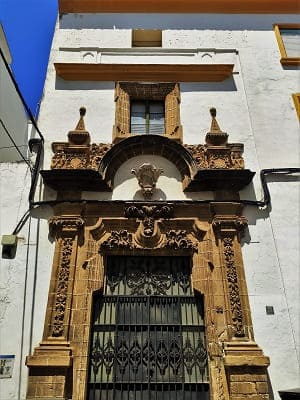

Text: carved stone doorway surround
xmin=26 ymin=201 xmax=270 ymax=400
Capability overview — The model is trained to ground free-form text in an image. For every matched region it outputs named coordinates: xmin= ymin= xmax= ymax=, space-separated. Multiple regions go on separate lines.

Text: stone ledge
xmin=40 ymin=169 xmax=111 ymax=191
xmin=26 ymin=344 xmax=73 ymax=368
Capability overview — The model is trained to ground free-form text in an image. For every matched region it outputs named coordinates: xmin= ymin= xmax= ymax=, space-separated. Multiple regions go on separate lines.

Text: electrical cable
xmin=0 ymin=47 xmax=44 ymax=141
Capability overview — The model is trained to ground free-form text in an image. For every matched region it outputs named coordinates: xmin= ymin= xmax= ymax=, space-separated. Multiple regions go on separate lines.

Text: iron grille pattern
xmin=88 ymin=256 xmax=209 ymax=400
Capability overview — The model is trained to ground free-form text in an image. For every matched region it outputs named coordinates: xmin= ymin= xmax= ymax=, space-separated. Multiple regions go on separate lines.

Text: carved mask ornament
xmin=131 ymin=163 xmax=163 ymax=199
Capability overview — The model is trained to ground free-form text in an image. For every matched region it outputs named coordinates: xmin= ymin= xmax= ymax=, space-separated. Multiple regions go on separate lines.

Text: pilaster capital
xmin=49 ymin=216 xmax=84 ymax=237
xmin=212 ymin=215 xmax=248 ymax=235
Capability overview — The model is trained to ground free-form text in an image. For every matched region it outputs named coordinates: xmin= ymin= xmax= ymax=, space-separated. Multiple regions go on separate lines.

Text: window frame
xmin=113 ymin=82 xmax=183 ymax=143
xmin=130 ymin=99 xmax=165 ymax=134
xmin=274 ymin=23 xmax=300 ymax=66
xmin=292 ymin=93 xmax=300 ymax=120
xmin=132 ymin=29 xmax=162 ymax=47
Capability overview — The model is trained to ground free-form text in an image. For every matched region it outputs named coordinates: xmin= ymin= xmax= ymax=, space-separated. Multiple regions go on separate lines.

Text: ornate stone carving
xmin=223 ymin=236 xmax=244 ymax=337
xmin=184 ymin=143 xmax=244 ymax=170
xmin=125 ymin=204 xmax=174 ymax=237
xmin=216 ymin=363 xmax=226 ymax=400
xmin=165 ymin=230 xmax=197 ymax=252
xmin=184 ymin=108 xmax=245 ymax=171
xmin=51 ymin=237 xmax=73 ymax=337
xmin=131 ymin=163 xmax=163 ymax=199
xmin=89 ymin=143 xmax=112 ymax=170
xmin=212 ymin=216 xmax=248 ymax=235
xmin=100 ymin=230 xmax=133 ymax=250
xmin=51 ymin=143 xmax=112 ymax=171
xmin=125 ymin=204 xmax=174 ymax=220
xmin=49 ymin=216 xmax=84 ymax=236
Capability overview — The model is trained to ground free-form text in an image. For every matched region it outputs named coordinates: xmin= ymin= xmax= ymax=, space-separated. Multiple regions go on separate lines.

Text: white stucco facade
xmin=0 ymin=11 xmax=299 ymax=400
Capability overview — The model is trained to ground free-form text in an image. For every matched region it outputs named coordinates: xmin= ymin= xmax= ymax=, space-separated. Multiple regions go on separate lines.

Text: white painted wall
xmin=1 ymin=12 xmax=299 ymax=400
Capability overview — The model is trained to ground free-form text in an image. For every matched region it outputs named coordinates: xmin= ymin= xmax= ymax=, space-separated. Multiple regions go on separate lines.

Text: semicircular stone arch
xmin=99 ymin=135 xmax=197 ymax=189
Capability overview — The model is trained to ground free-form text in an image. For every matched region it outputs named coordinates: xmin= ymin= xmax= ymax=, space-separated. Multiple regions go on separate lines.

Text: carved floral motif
xmin=52 ymin=237 xmax=73 ymax=337
xmin=165 ymin=230 xmax=197 ymax=252
xmin=184 ymin=144 xmax=244 ymax=170
xmin=51 ymin=143 xmax=112 ymax=170
xmin=100 ymin=230 xmax=133 ymax=250
xmin=223 ymin=237 xmax=244 ymax=337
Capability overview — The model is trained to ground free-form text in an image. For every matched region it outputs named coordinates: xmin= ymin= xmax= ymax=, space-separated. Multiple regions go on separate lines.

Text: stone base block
xmin=26 ymin=342 xmax=73 ymax=399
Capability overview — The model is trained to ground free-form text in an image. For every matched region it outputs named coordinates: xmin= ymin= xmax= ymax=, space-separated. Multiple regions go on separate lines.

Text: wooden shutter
xmin=112 ymin=82 xmax=130 ymax=143
xmin=165 ymin=83 xmax=183 ymax=142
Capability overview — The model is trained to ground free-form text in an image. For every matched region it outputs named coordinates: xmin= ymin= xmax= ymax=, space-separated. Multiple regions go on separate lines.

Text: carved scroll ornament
xmin=125 ymin=204 xmax=174 ymax=237
xmin=101 ymin=230 xmax=133 ymax=250
xmin=100 ymin=228 xmax=196 ymax=252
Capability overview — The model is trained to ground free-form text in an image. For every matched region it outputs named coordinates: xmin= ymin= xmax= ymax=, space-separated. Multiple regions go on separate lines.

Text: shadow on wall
xmin=241 ymin=172 xmax=300 ymax=245
xmin=55 ymin=78 xmax=115 ymax=91
xmin=181 ymin=79 xmax=237 ymax=92
xmin=55 ymin=77 xmax=237 ymax=92
xmin=59 ymin=14 xmax=300 ymax=31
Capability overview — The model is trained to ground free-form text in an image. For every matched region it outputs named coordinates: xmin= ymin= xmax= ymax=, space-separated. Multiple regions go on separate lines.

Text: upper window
xmin=113 ymin=82 xmax=183 ymax=143
xmin=131 ymin=100 xmax=165 ymax=134
xmin=132 ymin=29 xmax=162 ymax=47
xmin=274 ymin=24 xmax=300 ymax=66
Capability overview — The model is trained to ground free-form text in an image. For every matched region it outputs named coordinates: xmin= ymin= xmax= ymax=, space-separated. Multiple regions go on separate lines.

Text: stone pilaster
xmin=211 ymin=203 xmax=270 ymax=399
xmin=26 ymin=216 xmax=84 ymax=400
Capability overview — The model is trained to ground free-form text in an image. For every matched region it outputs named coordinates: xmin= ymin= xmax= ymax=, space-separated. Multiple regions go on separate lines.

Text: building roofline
xmin=59 ymin=0 xmax=300 ymax=14
xmin=0 ymin=23 xmax=12 ymax=64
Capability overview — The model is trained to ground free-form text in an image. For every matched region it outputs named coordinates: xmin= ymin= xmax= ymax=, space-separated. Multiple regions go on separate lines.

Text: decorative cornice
xmin=54 ymin=63 xmax=234 ymax=83
xmin=59 ymin=0 xmax=299 ymax=14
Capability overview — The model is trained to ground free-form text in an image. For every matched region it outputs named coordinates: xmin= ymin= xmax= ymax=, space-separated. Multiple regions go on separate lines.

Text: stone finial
xmin=75 ymin=106 xmax=86 ymax=131
xmin=209 ymin=107 xmax=222 ymax=133
xmin=205 ymin=107 xmax=228 ymax=146
xmin=67 ymin=107 xmax=91 ymax=146
xmin=132 ymin=163 xmax=163 ymax=199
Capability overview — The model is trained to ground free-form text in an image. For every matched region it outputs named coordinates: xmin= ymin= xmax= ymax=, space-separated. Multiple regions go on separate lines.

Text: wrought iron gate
xmin=88 ymin=256 xmax=209 ymax=400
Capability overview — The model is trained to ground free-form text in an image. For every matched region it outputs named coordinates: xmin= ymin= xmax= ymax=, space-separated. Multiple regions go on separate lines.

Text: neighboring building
xmin=0 ymin=23 xmax=39 ymax=400
xmin=1 ymin=1 xmax=300 ymax=399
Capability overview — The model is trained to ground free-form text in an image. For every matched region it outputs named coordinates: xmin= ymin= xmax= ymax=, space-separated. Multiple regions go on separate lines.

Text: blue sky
xmin=0 ymin=0 xmax=58 ymax=115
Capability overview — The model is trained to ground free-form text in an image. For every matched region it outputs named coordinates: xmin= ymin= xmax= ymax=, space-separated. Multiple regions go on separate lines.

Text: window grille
xmin=88 ymin=256 xmax=209 ymax=400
